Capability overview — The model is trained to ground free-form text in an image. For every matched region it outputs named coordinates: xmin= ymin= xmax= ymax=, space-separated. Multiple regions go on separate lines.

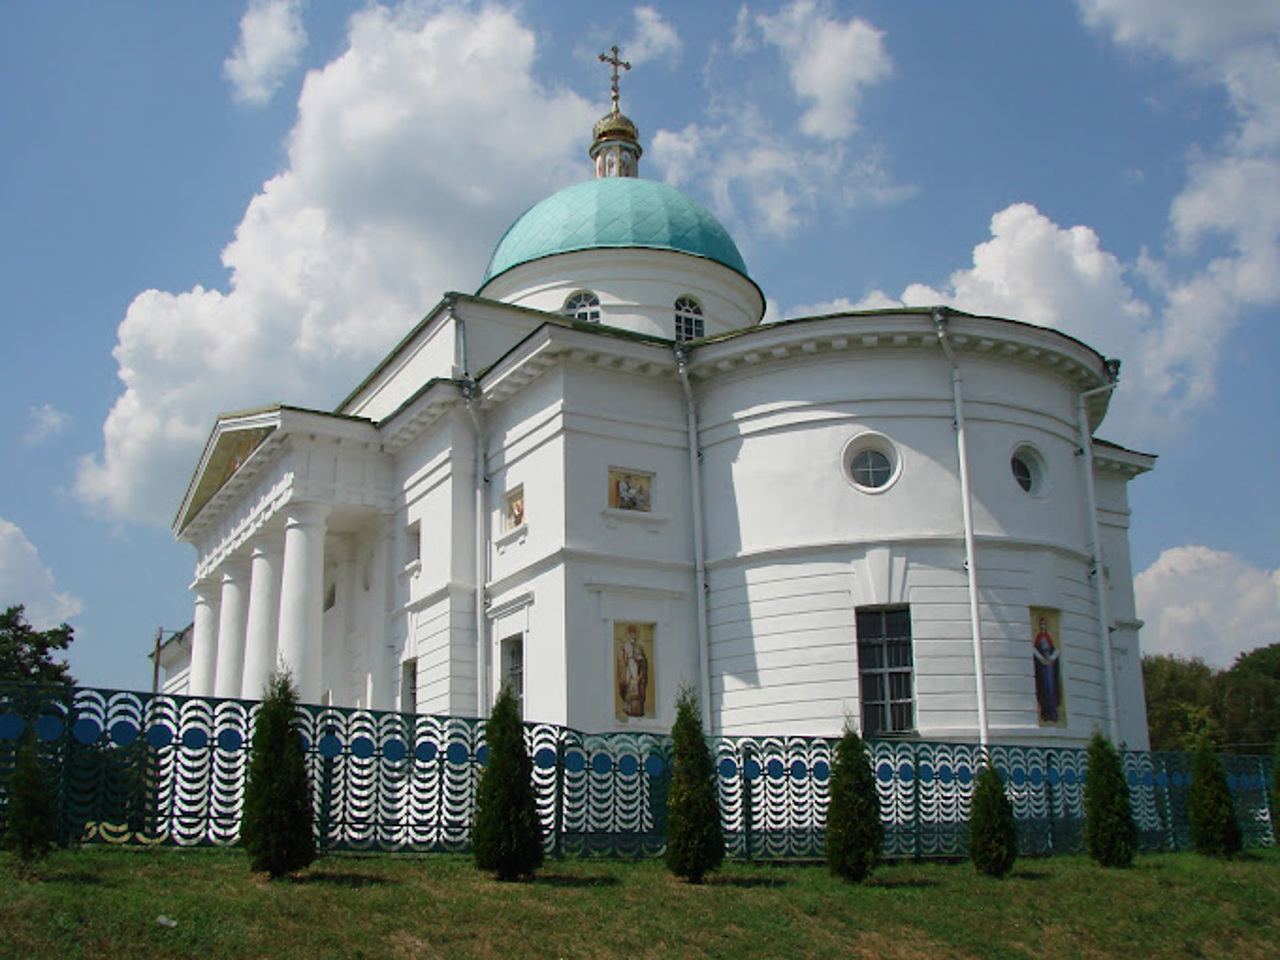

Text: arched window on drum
xmin=563 ymin=291 xmax=601 ymax=323
xmin=674 ymin=296 xmax=703 ymax=341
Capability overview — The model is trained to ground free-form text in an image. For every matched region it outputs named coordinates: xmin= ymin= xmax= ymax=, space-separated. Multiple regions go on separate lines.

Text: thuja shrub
xmin=3 ymin=729 xmax=57 ymax=877
xmin=968 ymin=763 xmax=1017 ymax=878
xmin=825 ymin=725 xmax=882 ymax=882
xmin=665 ymin=686 xmax=723 ymax=884
xmin=1189 ymin=737 xmax=1242 ymax=858
xmin=241 ymin=670 xmax=315 ymax=878
xmin=1083 ymin=732 xmax=1137 ymax=867
xmin=473 ymin=684 xmax=544 ymax=881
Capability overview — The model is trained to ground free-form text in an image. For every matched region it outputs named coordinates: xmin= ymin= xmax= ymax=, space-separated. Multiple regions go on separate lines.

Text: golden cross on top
xmin=599 ymin=45 xmax=631 ymax=113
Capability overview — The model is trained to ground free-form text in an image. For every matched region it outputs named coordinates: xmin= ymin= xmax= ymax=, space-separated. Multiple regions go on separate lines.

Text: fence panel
xmin=0 ymin=685 xmax=1274 ymax=859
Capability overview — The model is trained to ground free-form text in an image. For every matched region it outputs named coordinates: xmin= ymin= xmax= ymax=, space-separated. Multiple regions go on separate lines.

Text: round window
xmin=851 ymin=449 xmax=893 ymax=488
xmin=843 ymin=433 xmax=901 ymax=493
xmin=1010 ymin=445 xmax=1047 ymax=496
xmin=1011 ymin=455 xmax=1034 ymax=492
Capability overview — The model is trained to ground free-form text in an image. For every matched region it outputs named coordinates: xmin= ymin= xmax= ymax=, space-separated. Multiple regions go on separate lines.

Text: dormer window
xmin=675 ymin=297 xmax=704 ymax=341
xmin=564 ymin=291 xmax=601 ymax=323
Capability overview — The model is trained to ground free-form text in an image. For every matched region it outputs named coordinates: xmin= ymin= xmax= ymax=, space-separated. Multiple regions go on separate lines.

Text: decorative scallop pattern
xmin=0 ymin=685 xmax=1273 ymax=857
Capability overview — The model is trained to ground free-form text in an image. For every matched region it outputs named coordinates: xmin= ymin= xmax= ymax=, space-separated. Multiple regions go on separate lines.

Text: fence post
xmin=741 ymin=741 xmax=753 ymax=862
xmin=554 ymin=733 xmax=565 ymax=859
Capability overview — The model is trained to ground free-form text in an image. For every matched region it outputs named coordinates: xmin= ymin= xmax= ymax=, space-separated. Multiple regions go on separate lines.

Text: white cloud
xmin=23 ymin=403 xmax=70 ymax=444
xmin=843 ymin=203 xmax=1188 ymax=437
xmin=225 ymin=0 xmax=307 ymax=105
xmin=1135 ymin=545 xmax=1280 ymax=667
xmin=755 ymin=0 xmax=891 ymax=140
xmin=1077 ymin=0 xmax=1280 ymax=65
xmin=626 ymin=7 xmax=681 ymax=66
xmin=1073 ymin=0 xmax=1280 ymax=430
xmin=79 ymin=4 xmax=596 ymax=526
xmin=0 ymin=519 xmax=82 ymax=629
xmin=650 ymin=1 xmax=902 ymax=238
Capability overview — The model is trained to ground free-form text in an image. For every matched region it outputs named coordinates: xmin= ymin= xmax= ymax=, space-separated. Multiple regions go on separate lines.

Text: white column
xmin=214 ymin=560 xmax=249 ymax=699
xmin=240 ymin=536 xmax=282 ymax=700
xmin=188 ymin=583 xmax=220 ymax=697
xmin=367 ymin=516 xmax=393 ymax=710
xmin=277 ymin=502 xmax=330 ymax=705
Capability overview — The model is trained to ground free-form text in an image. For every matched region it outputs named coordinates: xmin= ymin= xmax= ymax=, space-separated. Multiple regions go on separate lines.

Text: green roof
xmin=480 ymin=178 xmax=750 ymax=287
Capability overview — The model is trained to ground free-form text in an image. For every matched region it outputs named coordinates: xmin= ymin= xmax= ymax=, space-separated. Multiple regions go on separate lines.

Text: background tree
xmin=241 ymin=670 xmax=315 ymax=878
xmin=968 ymin=763 xmax=1017 ymax=878
xmin=2 ymin=729 xmax=58 ymax=876
xmin=824 ymin=724 xmax=882 ymax=882
xmin=472 ymin=684 xmax=544 ymax=881
xmin=665 ymin=686 xmax=723 ymax=883
xmin=0 ymin=605 xmax=74 ymax=687
xmin=1083 ymin=732 xmax=1137 ymax=867
xmin=1142 ymin=654 xmax=1218 ymax=750
xmin=1213 ymin=645 xmax=1280 ymax=754
xmin=1188 ymin=737 xmax=1243 ymax=858
xmin=1142 ymin=645 xmax=1280 ymax=755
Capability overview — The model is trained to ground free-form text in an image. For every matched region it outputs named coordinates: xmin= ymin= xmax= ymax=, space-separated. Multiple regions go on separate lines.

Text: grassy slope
xmin=2 ymin=847 xmax=1278 ymax=959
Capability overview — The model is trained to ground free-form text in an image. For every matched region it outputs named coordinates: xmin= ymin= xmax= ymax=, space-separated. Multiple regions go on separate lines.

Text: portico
xmin=174 ymin=406 xmax=391 ymax=706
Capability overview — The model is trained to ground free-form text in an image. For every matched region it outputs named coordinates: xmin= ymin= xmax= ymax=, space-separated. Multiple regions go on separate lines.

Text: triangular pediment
xmin=174 ymin=408 xmax=281 ymax=537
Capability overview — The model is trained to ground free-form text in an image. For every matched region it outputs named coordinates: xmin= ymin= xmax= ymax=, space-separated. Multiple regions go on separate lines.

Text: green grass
xmin=3 ymin=846 xmax=1279 ymax=958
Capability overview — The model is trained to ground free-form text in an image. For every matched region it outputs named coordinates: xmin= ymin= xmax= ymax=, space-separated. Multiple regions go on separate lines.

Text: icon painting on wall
xmin=613 ymin=621 xmax=655 ymax=720
xmin=1031 ymin=607 xmax=1066 ymax=726
xmin=609 ymin=469 xmax=651 ymax=512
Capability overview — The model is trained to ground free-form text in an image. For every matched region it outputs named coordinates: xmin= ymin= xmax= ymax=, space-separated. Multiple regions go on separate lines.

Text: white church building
xmin=163 ymin=67 xmax=1153 ymax=750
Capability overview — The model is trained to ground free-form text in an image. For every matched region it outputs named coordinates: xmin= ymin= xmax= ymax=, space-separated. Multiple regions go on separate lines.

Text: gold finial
xmin=599 ymin=45 xmax=631 ymax=113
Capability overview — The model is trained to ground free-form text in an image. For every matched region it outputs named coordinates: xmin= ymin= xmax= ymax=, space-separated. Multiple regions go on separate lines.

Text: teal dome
xmin=481 ymin=178 xmax=750 ymax=287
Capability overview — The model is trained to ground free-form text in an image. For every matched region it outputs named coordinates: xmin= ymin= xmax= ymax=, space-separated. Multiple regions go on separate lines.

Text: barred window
xmin=857 ymin=607 xmax=915 ymax=736
xmin=674 ymin=296 xmax=704 ymax=341
xmin=563 ymin=291 xmax=600 ymax=323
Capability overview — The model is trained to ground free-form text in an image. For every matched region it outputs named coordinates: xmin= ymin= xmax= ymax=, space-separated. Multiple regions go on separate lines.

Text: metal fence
xmin=0 ymin=686 xmax=1274 ymax=858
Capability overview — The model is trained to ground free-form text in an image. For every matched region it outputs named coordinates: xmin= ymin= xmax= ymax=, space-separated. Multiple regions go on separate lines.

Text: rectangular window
xmin=857 ymin=606 xmax=914 ymax=736
xmin=501 ymin=635 xmax=524 ymax=718
xmin=400 ymin=659 xmax=418 ymax=713
xmin=405 ymin=521 xmax=421 ymax=565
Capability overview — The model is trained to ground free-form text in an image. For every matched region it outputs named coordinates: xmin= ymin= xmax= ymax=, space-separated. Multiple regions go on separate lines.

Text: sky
xmin=2 ymin=0 xmax=1279 ymax=691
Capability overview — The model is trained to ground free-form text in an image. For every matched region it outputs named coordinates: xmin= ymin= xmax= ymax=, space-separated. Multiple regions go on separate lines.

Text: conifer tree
xmin=241 ymin=670 xmax=315 ymax=878
xmin=664 ymin=686 xmax=723 ymax=883
xmin=968 ymin=763 xmax=1017 ymax=877
xmin=2 ymin=729 xmax=57 ymax=876
xmin=1189 ymin=737 xmax=1242 ymax=858
xmin=1083 ymin=732 xmax=1137 ymax=867
xmin=825 ymin=724 xmax=882 ymax=882
xmin=472 ymin=684 xmax=543 ymax=881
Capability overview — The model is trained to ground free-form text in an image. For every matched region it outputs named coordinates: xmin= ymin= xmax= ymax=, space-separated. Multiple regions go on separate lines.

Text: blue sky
xmin=3 ymin=0 xmax=1278 ymax=690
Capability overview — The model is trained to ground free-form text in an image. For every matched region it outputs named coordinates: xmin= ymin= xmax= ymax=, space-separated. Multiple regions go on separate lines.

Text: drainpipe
xmin=1078 ymin=360 xmax=1121 ymax=744
xmin=457 ymin=306 xmax=489 ymax=718
xmin=676 ymin=345 xmax=713 ymax=732
xmin=934 ymin=308 xmax=989 ymax=749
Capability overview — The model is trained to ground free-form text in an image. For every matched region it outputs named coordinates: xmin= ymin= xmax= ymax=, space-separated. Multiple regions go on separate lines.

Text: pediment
xmin=174 ymin=410 xmax=281 ymax=537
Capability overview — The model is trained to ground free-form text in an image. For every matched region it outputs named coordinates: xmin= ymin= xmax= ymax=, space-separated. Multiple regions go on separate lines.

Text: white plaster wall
xmin=696 ymin=341 xmax=1127 ymax=741
xmin=481 ymin=248 xmax=764 ymax=338
xmin=394 ymin=412 xmax=479 ymax=716
xmin=343 ymin=316 xmax=458 ymax=422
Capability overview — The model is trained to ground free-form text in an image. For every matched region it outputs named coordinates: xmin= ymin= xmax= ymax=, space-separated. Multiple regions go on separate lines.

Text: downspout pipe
xmin=676 ymin=345 xmax=713 ymax=733
xmin=457 ymin=306 xmax=489 ymax=718
xmin=1078 ymin=361 xmax=1121 ymax=744
xmin=934 ymin=308 xmax=989 ymax=749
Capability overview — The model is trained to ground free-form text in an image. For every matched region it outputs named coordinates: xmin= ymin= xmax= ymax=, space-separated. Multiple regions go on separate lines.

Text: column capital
xmin=285 ymin=501 xmax=332 ymax=529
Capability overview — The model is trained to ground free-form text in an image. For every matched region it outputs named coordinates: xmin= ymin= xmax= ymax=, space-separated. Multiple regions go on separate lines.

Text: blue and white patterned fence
xmin=0 ymin=686 xmax=1274 ymax=858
